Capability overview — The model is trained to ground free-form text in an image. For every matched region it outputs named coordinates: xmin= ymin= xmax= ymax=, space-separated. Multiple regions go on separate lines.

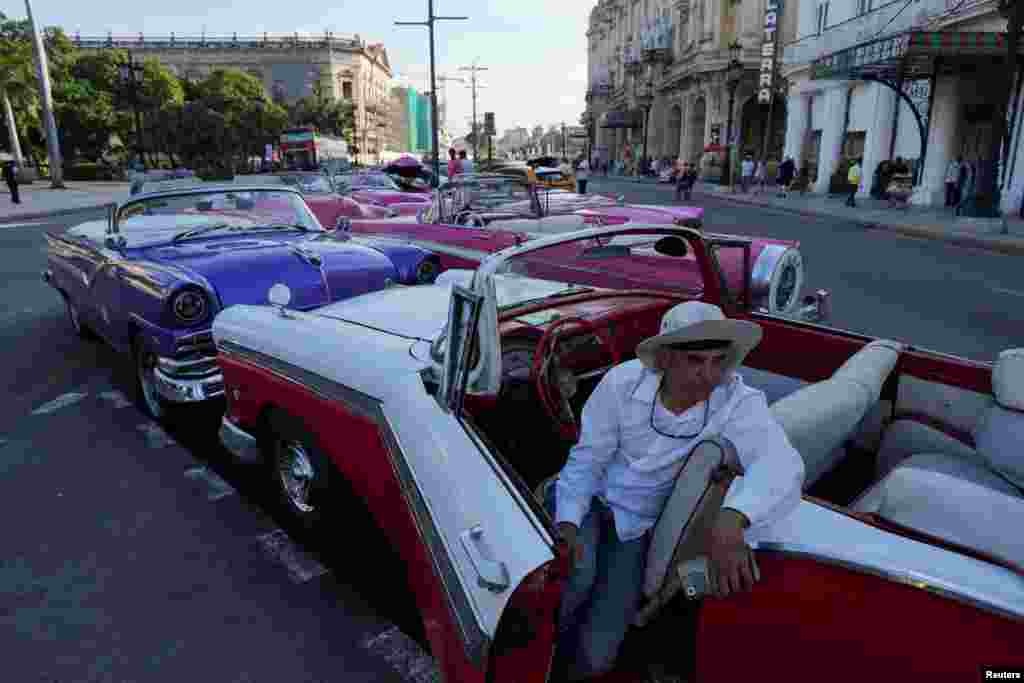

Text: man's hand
xmin=708 ymin=508 xmax=758 ymax=598
xmin=556 ymin=522 xmax=584 ymax=573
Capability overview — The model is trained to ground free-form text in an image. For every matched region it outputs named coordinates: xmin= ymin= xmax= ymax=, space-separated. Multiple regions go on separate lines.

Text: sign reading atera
xmin=759 ymin=0 xmax=784 ymax=104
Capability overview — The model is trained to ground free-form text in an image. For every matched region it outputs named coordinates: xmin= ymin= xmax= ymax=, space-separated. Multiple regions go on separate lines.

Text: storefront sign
xmin=759 ymin=0 xmax=784 ymax=104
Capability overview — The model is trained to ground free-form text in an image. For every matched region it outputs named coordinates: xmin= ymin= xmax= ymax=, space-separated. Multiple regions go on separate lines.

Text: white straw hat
xmin=635 ymin=302 xmax=763 ymax=371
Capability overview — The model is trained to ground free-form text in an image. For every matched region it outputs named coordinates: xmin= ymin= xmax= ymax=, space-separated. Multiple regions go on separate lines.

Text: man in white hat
xmin=544 ymin=301 xmax=805 ymax=680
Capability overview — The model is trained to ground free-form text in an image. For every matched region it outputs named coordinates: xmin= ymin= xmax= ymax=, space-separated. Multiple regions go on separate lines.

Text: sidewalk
xmin=695 ymin=182 xmax=1024 ymax=256
xmin=0 ymin=181 xmax=131 ymax=224
xmin=596 ymin=174 xmax=1024 ymax=256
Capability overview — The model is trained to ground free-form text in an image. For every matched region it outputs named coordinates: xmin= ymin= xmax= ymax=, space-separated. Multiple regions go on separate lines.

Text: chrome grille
xmin=164 ymin=330 xmax=219 ymax=379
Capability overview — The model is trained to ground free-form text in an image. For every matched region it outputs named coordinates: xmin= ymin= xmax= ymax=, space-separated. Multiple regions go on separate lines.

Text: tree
xmin=0 ymin=14 xmax=38 ymax=164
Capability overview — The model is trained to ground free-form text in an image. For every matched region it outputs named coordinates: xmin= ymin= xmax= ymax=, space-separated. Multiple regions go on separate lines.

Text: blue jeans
xmin=545 ymin=482 xmax=649 ymax=680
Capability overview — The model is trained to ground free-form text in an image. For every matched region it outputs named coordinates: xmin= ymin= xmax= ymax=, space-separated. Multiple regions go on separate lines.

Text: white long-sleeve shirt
xmin=555 ymin=360 xmax=805 ymax=542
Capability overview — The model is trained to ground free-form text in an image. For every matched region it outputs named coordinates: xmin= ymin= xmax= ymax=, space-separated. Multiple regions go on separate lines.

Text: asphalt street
xmin=1 ymin=191 xmax=1021 ymax=681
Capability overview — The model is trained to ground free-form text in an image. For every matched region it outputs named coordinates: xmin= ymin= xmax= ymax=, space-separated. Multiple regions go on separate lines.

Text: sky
xmin=4 ymin=0 xmax=593 ymax=138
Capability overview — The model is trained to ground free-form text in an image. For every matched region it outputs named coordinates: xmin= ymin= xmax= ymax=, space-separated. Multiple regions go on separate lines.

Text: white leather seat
xmin=535 ymin=214 xmax=586 ymax=234
xmin=486 ymin=218 xmax=539 ymax=233
xmin=850 ymin=465 xmax=1024 ymax=568
xmin=770 ymin=340 xmax=904 ymax=487
xmin=875 ymin=418 xmax=982 ymax=480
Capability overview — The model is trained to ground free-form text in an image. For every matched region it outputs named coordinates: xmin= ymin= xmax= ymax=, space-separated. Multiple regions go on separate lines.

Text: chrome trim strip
xmin=216 ymin=339 xmax=491 ymax=664
xmin=157 ymin=355 xmax=220 ymax=374
xmin=153 ymin=367 xmax=224 ymax=402
xmin=755 ymin=543 xmax=1024 ymax=623
xmin=219 ymin=417 xmax=263 ymax=465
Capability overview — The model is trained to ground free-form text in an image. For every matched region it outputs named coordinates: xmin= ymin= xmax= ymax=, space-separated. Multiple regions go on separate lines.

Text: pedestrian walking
xmin=459 ymin=149 xmax=475 ymax=175
xmin=576 ymin=156 xmax=590 ymax=194
xmin=447 ymin=148 xmax=460 ymax=179
xmin=740 ymin=154 xmax=754 ymax=193
xmin=845 ymin=157 xmax=862 ymax=208
xmin=753 ymin=159 xmax=767 ymax=194
xmin=4 ymin=160 xmax=20 ymax=204
xmin=777 ymin=156 xmax=795 ymax=197
xmin=682 ymin=162 xmax=697 ymax=201
xmin=945 ymin=156 xmax=962 ymax=207
xmin=674 ymin=161 xmax=687 ymax=201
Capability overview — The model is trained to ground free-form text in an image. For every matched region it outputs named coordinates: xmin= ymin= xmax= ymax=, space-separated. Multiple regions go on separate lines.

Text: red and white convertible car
xmin=212 ymin=225 xmax=1022 ymax=682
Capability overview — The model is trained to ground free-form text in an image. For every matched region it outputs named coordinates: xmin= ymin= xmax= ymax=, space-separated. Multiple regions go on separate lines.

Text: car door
xmin=58 ymin=216 xmax=118 ymax=334
xmin=384 ymin=284 xmax=560 ymax=682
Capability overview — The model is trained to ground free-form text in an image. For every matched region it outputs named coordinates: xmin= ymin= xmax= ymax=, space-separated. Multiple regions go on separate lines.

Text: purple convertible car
xmin=43 ymin=183 xmax=440 ymax=420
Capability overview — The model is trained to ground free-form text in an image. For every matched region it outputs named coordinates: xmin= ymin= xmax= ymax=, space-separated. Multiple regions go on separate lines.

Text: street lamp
xmin=119 ymin=52 xmax=146 ymax=169
xmin=724 ymin=41 xmax=744 ymax=190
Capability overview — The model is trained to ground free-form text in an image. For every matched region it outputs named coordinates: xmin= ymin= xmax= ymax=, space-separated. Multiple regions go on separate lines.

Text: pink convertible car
xmin=349 ymin=173 xmax=826 ymax=321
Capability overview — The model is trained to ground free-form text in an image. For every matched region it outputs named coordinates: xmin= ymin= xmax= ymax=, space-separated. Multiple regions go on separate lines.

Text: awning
xmin=600 ymin=110 xmax=643 ymax=129
xmin=811 ymin=30 xmax=1020 ymax=81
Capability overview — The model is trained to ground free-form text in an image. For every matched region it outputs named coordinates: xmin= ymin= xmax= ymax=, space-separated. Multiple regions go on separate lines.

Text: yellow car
xmin=529 ymin=165 xmax=575 ymax=191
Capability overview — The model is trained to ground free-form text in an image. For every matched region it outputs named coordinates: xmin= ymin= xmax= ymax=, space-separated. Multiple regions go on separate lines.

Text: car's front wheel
xmin=264 ymin=411 xmax=334 ymax=530
xmin=134 ymin=336 xmax=171 ymax=421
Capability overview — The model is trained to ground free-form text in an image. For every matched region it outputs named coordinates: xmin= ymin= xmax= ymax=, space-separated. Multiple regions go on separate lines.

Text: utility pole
xmin=459 ymin=60 xmax=488 ymax=160
xmin=396 ymin=2 xmax=468 ymax=187
xmin=24 ymin=0 xmax=63 ymax=187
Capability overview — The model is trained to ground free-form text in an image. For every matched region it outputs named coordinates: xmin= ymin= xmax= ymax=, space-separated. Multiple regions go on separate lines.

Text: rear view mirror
xmin=654 ymin=236 xmax=688 ymax=257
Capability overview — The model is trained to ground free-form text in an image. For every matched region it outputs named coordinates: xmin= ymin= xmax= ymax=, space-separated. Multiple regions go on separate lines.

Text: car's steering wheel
xmin=531 ymin=316 xmax=621 ymax=442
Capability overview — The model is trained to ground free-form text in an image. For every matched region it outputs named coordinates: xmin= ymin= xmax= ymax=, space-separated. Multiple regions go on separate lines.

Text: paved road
xmin=2 ymin=192 xmax=1021 ymax=680
xmin=591 ymin=177 xmax=1024 ymax=363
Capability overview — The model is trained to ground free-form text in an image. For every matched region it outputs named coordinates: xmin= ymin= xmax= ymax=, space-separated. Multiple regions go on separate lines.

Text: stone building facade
xmin=781 ymin=0 xmax=1023 ymax=211
xmin=585 ymin=0 xmax=797 ymax=177
xmin=73 ymin=33 xmax=393 ymax=164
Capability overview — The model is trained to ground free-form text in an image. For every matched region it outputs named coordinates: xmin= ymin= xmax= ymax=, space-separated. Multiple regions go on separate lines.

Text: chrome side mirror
xmin=335 ymin=215 xmax=352 ymax=232
xmin=617 ymin=194 xmax=626 ymax=206
xmin=795 ymin=289 xmax=831 ymax=324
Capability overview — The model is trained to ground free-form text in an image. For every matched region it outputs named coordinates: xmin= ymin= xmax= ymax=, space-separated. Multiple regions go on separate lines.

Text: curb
xmin=0 ymin=202 xmax=114 ymax=225
xmin=694 ymin=190 xmax=1024 ymax=257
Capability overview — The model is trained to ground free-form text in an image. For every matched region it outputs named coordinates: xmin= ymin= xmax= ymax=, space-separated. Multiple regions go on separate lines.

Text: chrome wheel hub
xmin=277 ymin=441 xmax=315 ymax=514
xmin=137 ymin=348 xmax=163 ymax=417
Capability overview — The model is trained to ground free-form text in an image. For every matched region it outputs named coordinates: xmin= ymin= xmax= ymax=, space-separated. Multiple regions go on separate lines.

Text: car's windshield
xmin=336 ymin=173 xmax=400 ymax=191
xmin=491 ymin=230 xmax=703 ymax=310
xmin=431 ymin=176 xmax=537 ymax=223
xmin=115 ymin=189 xmax=323 ymax=246
xmin=238 ymin=174 xmax=334 ymax=194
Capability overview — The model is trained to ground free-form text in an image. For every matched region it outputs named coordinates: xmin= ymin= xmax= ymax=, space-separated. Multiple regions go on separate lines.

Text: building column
xmin=912 ymin=74 xmax=961 ymax=206
xmin=813 ymin=84 xmax=849 ymax=194
xmin=783 ymin=92 xmax=810 ymax=163
xmin=860 ymin=83 xmax=897 ymax=197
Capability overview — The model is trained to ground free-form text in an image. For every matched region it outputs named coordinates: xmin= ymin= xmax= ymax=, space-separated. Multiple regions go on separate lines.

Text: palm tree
xmin=0 ymin=13 xmax=37 ymax=166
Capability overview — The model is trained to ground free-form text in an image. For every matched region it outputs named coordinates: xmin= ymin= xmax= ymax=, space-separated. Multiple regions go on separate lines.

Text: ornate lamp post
xmin=724 ymin=41 xmax=744 ymax=190
xmin=119 ymin=52 xmax=146 ymax=169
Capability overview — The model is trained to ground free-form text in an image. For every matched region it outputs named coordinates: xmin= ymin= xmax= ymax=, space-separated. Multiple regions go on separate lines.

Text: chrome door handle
xmin=459 ymin=525 xmax=510 ymax=592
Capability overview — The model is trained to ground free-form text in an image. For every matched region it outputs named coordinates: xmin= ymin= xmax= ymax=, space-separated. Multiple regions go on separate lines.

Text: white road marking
xmin=98 ymin=390 xmax=133 ymax=409
xmin=32 ymin=392 xmax=87 ymax=415
xmin=362 ymin=626 xmax=441 ymax=683
xmin=184 ymin=465 xmax=236 ymax=501
xmin=0 ymin=221 xmax=46 ymax=229
xmin=256 ymin=528 xmax=329 ymax=584
xmin=136 ymin=422 xmax=178 ymax=449
xmin=990 ymin=286 xmax=1024 ymax=298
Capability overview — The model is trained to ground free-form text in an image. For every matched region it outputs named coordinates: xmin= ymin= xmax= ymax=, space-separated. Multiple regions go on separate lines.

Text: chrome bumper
xmin=152 ymin=367 xmax=225 ymax=403
xmin=219 ymin=417 xmax=263 ymax=465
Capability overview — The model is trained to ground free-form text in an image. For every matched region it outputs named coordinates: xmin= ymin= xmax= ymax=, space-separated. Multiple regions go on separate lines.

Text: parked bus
xmin=279 ymin=126 xmax=349 ymax=170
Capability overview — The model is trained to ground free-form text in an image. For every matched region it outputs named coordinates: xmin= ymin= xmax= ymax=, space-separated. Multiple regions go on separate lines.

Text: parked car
xmin=333 ymin=171 xmax=432 ymax=216
xmin=350 ymin=173 xmax=817 ymax=320
xmin=213 ymin=224 xmax=1023 ymax=682
xmin=42 ymin=184 xmax=441 ymax=420
xmin=238 ymin=172 xmax=398 ymax=226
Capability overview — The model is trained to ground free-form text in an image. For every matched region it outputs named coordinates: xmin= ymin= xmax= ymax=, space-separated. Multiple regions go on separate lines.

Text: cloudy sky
xmin=4 ymin=0 xmax=592 ymax=137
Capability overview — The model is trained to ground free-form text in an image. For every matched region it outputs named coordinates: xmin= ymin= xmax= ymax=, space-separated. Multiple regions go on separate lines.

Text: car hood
xmin=140 ymin=233 xmax=399 ymax=310
xmin=312 ymin=269 xmax=587 ymax=341
xmin=577 ymin=204 xmax=704 ymax=223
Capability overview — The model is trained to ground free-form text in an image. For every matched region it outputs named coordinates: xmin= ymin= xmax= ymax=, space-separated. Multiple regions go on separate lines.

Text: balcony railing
xmin=73 ymin=32 xmax=363 ymax=51
xmin=782 ymin=0 xmax=947 ymax=67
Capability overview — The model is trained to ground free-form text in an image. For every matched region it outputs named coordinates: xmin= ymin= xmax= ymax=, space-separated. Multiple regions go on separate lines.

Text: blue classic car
xmin=43 ymin=184 xmax=440 ymax=419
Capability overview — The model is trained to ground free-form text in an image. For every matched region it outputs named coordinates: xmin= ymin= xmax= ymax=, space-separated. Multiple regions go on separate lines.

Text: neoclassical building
xmin=74 ymin=33 xmax=394 ymax=164
xmin=781 ymin=0 xmax=1023 ymax=211
xmin=585 ymin=0 xmax=797 ymax=175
